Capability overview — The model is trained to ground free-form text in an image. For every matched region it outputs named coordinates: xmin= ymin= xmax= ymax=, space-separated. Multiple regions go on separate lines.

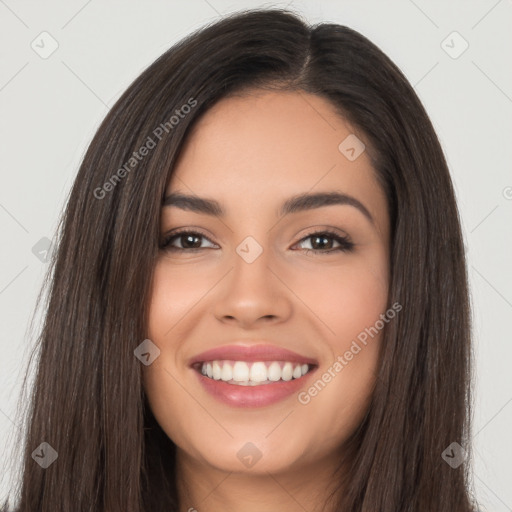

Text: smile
xmin=195 ymin=360 xmax=313 ymax=386
xmin=188 ymin=343 xmax=319 ymax=407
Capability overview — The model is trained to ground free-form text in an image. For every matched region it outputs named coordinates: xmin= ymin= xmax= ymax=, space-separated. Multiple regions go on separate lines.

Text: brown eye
xmin=160 ymin=230 xmax=216 ymax=251
xmin=294 ymin=231 xmax=354 ymax=254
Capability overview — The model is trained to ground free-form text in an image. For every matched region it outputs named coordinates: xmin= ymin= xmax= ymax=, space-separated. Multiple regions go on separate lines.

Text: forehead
xmin=167 ymin=90 xmax=387 ymax=232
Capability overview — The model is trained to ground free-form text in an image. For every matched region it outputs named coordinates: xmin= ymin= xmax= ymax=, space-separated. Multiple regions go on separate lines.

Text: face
xmin=143 ymin=89 xmax=390 ymax=477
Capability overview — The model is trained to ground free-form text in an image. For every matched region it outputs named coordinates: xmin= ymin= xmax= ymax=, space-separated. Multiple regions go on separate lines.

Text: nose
xmin=212 ymin=242 xmax=293 ymax=328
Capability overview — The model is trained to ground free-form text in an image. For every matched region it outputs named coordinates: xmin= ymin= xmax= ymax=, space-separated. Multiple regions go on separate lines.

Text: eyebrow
xmin=162 ymin=191 xmax=374 ymax=225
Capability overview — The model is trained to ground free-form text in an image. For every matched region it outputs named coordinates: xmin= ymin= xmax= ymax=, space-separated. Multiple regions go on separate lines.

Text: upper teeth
xmin=200 ymin=360 xmax=310 ymax=384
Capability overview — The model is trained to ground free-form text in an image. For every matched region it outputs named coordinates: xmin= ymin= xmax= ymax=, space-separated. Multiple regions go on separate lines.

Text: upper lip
xmin=189 ymin=343 xmax=319 ymax=367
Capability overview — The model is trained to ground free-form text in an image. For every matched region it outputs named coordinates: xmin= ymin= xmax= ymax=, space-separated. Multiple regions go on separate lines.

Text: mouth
xmin=191 ymin=359 xmax=316 ymax=386
xmin=188 ymin=343 xmax=319 ymax=407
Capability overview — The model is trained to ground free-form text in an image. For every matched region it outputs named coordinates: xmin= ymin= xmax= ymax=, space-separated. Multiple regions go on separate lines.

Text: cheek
xmin=292 ymin=252 xmax=389 ymax=349
xmin=333 ymin=264 xmax=388 ymax=346
xmin=146 ymin=260 xmax=210 ymax=341
xmin=291 ymin=254 xmax=388 ymax=418
xmin=141 ymin=363 xmax=196 ymax=455
xmin=143 ymin=264 xmax=190 ymax=426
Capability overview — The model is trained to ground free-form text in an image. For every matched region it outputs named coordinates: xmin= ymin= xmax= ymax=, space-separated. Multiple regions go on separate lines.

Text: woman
xmin=2 ymin=8 xmax=478 ymax=512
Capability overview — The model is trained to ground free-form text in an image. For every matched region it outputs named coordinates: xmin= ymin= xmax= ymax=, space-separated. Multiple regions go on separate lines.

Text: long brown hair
xmin=2 ymin=8 xmax=478 ymax=511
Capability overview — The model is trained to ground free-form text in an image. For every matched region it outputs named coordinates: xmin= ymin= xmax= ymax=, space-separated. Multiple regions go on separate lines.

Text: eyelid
xmin=296 ymin=225 xmax=351 ymax=240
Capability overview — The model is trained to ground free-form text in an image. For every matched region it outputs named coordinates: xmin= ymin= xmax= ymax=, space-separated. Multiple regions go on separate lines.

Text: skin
xmin=143 ymin=89 xmax=391 ymax=512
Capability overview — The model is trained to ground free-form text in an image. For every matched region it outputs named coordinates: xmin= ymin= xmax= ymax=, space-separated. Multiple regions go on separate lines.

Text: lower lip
xmin=193 ymin=367 xmax=317 ymax=408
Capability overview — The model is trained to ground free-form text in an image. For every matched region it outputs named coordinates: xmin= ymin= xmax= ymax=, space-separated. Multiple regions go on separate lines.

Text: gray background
xmin=1 ymin=0 xmax=511 ymax=509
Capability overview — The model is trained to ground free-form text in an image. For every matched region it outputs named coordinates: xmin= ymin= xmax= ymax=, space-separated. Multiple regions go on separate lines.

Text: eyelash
xmin=159 ymin=228 xmax=355 ymax=255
